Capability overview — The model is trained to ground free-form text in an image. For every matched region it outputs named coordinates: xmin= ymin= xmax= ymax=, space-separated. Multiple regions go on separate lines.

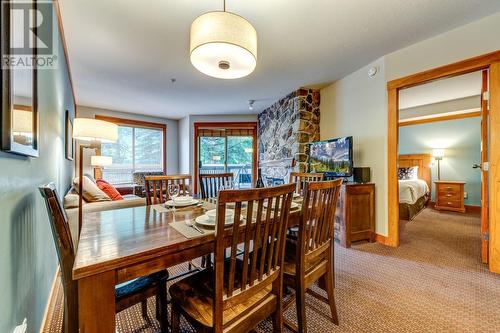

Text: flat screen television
xmin=308 ymin=136 xmax=353 ymax=177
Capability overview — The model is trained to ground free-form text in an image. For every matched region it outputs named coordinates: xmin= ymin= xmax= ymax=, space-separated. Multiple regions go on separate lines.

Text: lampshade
xmin=73 ymin=118 xmax=118 ymax=143
xmin=190 ymin=11 xmax=257 ymax=79
xmin=432 ymin=148 xmax=445 ymax=159
xmin=91 ymin=155 xmax=112 ymax=167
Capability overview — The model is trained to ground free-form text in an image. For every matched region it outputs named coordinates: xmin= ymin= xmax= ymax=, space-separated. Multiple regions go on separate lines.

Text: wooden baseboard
xmin=375 ymin=233 xmax=390 ymax=246
xmin=40 ymin=267 xmax=60 ymax=333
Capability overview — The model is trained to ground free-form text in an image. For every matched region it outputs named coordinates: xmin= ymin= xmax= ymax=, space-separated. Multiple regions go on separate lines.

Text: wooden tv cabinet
xmin=334 ymin=182 xmax=375 ymax=248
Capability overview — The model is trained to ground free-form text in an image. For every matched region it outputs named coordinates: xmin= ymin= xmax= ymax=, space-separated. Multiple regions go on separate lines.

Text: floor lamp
xmin=73 ymin=118 xmax=118 ymax=234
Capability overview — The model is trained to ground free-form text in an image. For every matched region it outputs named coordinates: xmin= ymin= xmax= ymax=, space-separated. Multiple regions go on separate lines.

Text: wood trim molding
xmin=193 ymin=122 xmax=258 ymax=194
xmin=489 ymin=61 xmax=500 ymax=274
xmin=375 ymin=233 xmax=390 ymax=246
xmin=387 ymin=51 xmax=500 ymax=275
xmin=39 ymin=267 xmax=60 ymax=333
xmin=387 ymin=88 xmax=399 ymax=248
xmin=399 ymin=110 xmax=481 ymax=127
xmin=387 ymin=50 xmax=500 ymax=90
xmin=94 ymin=115 xmax=168 ymax=173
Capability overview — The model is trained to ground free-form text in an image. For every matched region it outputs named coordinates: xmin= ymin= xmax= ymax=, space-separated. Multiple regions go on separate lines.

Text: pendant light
xmin=190 ymin=0 xmax=257 ymax=79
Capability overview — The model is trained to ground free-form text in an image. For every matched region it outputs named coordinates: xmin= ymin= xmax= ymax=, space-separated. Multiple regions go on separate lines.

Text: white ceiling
xmin=399 ymin=71 xmax=483 ymax=109
xmin=59 ymin=0 xmax=500 ymax=119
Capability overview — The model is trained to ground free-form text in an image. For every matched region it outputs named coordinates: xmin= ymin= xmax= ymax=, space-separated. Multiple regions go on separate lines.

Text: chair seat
xmin=283 ymin=239 xmax=323 ymax=276
xmin=169 ymin=264 xmax=274 ymax=328
xmin=116 ymin=270 xmax=168 ymax=301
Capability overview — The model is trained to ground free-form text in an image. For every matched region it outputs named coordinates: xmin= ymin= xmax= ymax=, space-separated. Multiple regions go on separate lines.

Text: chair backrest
xmin=144 ymin=174 xmax=192 ymax=205
xmin=133 ymin=171 xmax=164 ymax=186
xmin=213 ymin=183 xmax=295 ymax=330
xmin=39 ymin=183 xmax=79 ymax=332
xmin=199 ymin=172 xmax=233 ymax=199
xmin=299 ymin=179 xmax=342 ymax=263
xmin=289 ymin=172 xmax=324 ymax=195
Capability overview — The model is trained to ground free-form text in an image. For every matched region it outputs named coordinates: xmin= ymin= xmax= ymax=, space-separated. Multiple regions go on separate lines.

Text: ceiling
xmin=399 ymin=71 xmax=482 ymax=110
xmin=59 ymin=0 xmax=500 ymax=119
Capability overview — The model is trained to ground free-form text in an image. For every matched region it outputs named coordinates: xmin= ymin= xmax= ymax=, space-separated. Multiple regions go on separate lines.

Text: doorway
xmin=386 ymin=51 xmax=500 ymax=274
xmin=193 ymin=122 xmax=258 ymax=193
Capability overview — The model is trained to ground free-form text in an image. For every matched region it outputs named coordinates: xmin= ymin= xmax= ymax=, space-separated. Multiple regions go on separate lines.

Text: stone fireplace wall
xmin=258 ymin=88 xmax=320 ymax=182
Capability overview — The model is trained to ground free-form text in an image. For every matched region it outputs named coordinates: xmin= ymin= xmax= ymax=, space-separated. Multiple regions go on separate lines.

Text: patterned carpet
xmin=43 ymin=208 xmax=500 ymax=332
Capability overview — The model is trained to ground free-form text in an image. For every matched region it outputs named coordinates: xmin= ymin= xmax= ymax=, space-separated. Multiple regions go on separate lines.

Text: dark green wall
xmin=0 ymin=2 xmax=75 ymax=332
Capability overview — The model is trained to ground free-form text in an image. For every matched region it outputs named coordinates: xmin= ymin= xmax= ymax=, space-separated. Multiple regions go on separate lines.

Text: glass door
xmin=227 ymin=136 xmax=254 ymax=188
xmin=198 ymin=136 xmax=226 ymax=175
xmin=196 ymin=124 xmax=256 ymax=192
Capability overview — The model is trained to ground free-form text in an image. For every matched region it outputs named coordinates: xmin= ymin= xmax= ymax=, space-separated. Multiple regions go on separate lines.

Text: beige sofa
xmin=64 ymin=192 xmax=146 ymax=246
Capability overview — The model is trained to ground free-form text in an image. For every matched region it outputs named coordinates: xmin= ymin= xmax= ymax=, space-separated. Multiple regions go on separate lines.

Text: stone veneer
xmin=258 ymin=88 xmax=320 ymax=182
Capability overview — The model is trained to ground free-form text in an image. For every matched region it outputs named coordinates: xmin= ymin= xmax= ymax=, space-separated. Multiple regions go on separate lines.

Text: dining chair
xmin=145 ymin=174 xmax=192 ymax=205
xmin=283 ymin=179 xmax=342 ymax=333
xmin=169 ymin=183 xmax=296 ymax=333
xmin=199 ymin=172 xmax=234 ymax=199
xmin=39 ymin=183 xmax=169 ymax=333
xmin=289 ymin=172 xmax=324 ymax=195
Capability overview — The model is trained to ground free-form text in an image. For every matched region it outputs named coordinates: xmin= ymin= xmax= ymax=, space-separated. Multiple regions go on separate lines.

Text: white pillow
xmin=63 ymin=193 xmax=81 ymax=209
xmin=73 ymin=176 xmax=111 ymax=202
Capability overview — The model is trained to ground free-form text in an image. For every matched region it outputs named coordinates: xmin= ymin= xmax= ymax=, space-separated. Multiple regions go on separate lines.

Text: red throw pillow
xmin=96 ymin=179 xmax=123 ymax=201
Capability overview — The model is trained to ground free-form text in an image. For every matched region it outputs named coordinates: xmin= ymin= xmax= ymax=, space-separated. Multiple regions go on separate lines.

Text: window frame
xmin=95 ymin=115 xmax=167 ymax=184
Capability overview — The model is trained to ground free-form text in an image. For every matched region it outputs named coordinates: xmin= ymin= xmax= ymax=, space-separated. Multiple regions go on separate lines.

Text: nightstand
xmin=434 ymin=181 xmax=466 ymax=213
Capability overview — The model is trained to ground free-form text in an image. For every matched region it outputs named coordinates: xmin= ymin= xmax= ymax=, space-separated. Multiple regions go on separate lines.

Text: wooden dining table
xmin=72 ymin=200 xmax=302 ymax=332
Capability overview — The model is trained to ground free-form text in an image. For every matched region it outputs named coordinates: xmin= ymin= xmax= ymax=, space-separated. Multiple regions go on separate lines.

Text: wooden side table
xmin=434 ymin=180 xmax=466 ymax=213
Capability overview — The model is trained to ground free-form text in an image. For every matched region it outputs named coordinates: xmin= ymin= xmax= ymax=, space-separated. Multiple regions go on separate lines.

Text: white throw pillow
xmin=73 ymin=176 xmax=111 ymax=202
xmin=64 ymin=193 xmax=81 ymax=209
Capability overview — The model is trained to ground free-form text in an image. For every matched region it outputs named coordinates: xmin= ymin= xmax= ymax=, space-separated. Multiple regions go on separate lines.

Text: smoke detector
xmin=368 ymin=67 xmax=378 ymax=78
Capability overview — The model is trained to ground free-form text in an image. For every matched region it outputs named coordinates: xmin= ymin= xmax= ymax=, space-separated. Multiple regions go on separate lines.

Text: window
xmin=97 ymin=116 xmax=166 ymax=184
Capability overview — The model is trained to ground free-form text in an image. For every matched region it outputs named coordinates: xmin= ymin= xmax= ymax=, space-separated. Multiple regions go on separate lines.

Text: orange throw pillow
xmin=96 ymin=179 xmax=123 ymax=201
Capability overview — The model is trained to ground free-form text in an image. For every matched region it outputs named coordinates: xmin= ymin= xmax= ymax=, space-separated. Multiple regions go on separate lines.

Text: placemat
xmin=170 ymin=220 xmax=214 ymax=239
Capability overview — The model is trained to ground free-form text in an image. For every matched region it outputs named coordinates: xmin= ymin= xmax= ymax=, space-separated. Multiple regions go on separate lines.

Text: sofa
xmin=64 ymin=176 xmax=146 ymax=246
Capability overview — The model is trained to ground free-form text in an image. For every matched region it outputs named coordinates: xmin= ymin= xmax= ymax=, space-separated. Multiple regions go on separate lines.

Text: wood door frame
xmin=387 ymin=50 xmax=500 ymax=274
xmin=95 ymin=115 xmax=168 ymax=174
xmin=193 ymin=122 xmax=258 ymax=194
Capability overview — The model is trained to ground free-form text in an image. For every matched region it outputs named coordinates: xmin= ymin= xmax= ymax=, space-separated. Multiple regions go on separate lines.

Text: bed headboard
xmin=398 ymin=154 xmax=432 ymax=191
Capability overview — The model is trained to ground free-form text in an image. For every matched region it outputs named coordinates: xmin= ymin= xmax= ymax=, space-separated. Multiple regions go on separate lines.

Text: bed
xmin=398 ymin=154 xmax=431 ymax=221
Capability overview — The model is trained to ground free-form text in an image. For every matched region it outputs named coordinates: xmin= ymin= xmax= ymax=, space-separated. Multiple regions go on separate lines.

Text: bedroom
xmin=396 ymin=70 xmax=485 ymax=260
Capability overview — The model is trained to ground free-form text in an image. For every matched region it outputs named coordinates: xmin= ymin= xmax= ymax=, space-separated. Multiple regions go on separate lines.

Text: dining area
xmin=40 ymin=172 xmax=342 ymax=333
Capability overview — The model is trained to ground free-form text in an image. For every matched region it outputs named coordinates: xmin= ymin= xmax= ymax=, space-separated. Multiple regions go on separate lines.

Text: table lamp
xmin=432 ymin=148 xmax=445 ymax=180
xmin=73 ymin=118 xmax=118 ymax=234
xmin=91 ymin=155 xmax=113 ymax=180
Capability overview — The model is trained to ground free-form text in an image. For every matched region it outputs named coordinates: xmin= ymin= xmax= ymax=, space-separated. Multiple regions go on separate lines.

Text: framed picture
xmin=65 ymin=110 xmax=74 ymax=160
xmin=1 ymin=0 xmax=39 ymax=157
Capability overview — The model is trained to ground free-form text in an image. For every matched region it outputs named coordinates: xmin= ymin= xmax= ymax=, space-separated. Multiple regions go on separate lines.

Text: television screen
xmin=308 ymin=136 xmax=353 ymax=177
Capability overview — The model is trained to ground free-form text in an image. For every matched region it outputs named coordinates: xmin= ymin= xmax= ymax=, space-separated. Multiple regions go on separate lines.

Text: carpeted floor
xmin=43 ymin=208 xmax=500 ymax=332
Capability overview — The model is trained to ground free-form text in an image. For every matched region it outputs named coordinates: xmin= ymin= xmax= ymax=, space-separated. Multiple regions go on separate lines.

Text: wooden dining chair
xmin=199 ymin=172 xmax=234 ymax=199
xmin=39 ymin=183 xmax=169 ymax=333
xmin=145 ymin=174 xmax=192 ymax=205
xmin=289 ymin=172 xmax=324 ymax=195
xmin=169 ymin=183 xmax=296 ymax=333
xmin=283 ymin=179 xmax=343 ymax=333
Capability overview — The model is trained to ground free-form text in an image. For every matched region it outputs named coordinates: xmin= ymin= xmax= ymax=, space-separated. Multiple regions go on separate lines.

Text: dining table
xmin=72 ymin=198 xmax=302 ymax=332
